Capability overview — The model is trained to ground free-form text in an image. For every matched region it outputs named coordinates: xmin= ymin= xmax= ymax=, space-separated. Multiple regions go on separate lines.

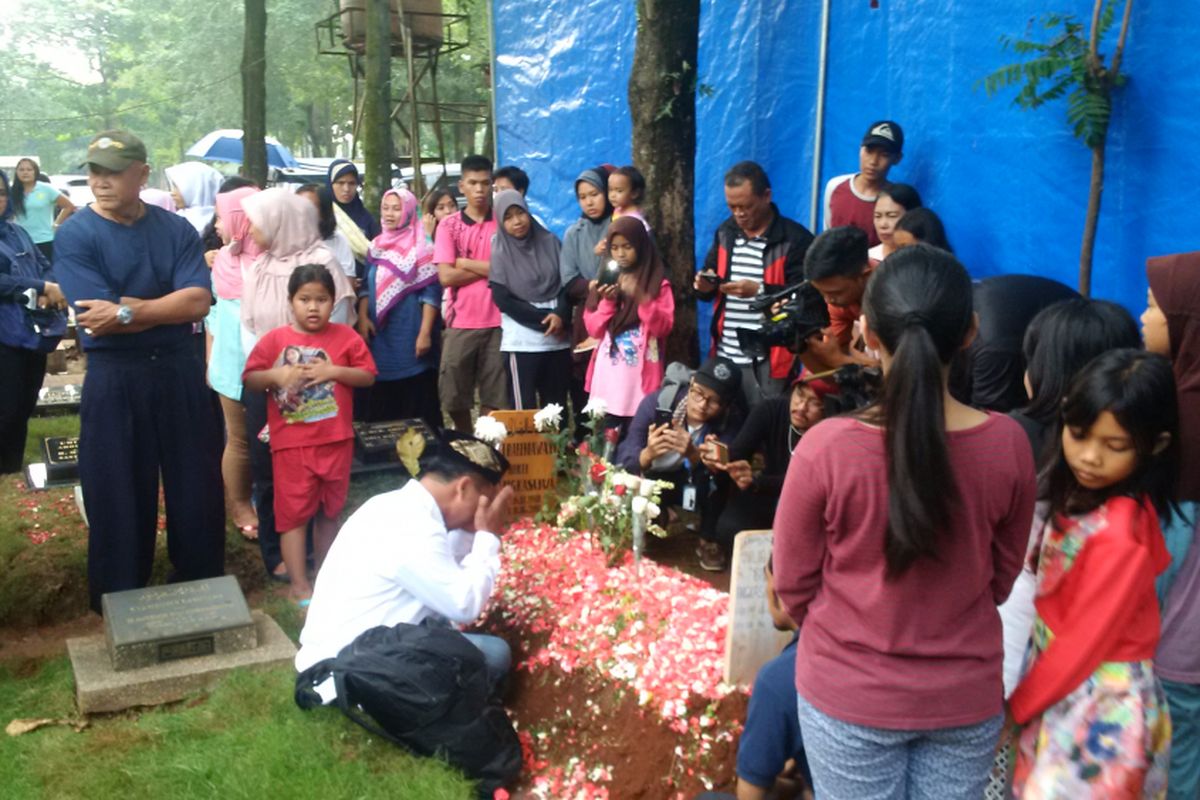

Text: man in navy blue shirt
xmin=696 ymin=557 xmax=811 ymax=800
xmin=55 ymin=130 xmax=224 ymax=613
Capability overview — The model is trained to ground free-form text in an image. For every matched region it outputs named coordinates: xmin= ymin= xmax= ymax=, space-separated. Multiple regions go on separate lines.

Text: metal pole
xmin=809 ymin=0 xmax=832 ymax=232
xmin=399 ymin=2 xmax=424 ymax=196
xmin=485 ymin=0 xmax=499 ymax=162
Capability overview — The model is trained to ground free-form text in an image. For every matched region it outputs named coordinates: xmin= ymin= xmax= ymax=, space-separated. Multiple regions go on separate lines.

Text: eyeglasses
xmin=688 ymin=384 xmax=723 ymax=409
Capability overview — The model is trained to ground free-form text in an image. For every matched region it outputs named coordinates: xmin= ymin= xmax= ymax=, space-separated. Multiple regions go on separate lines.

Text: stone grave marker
xmin=42 ymin=436 xmax=80 ymax=482
xmin=102 ymin=576 xmax=257 ymax=671
xmin=68 ymin=576 xmax=296 ymax=713
xmin=489 ymin=410 xmax=557 ymax=519
xmin=722 ymin=530 xmax=794 ymax=686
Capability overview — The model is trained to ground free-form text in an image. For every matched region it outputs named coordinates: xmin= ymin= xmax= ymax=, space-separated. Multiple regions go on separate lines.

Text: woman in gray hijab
xmin=489 ymin=189 xmax=571 ymax=410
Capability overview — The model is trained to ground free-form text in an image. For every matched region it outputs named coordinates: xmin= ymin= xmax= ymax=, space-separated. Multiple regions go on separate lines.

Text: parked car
xmin=49 ymin=174 xmax=95 ymax=206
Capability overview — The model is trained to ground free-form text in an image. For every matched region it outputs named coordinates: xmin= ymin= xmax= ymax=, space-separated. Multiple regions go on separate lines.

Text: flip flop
xmin=238 ymin=524 xmax=259 ymax=541
xmin=269 ymin=565 xmax=290 ymax=584
xmin=295 ymin=598 xmax=312 ymax=610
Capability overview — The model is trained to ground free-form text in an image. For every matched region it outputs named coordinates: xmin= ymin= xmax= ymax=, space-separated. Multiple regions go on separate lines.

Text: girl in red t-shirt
xmin=1009 ymin=348 xmax=1179 ymax=798
xmin=243 ymin=265 xmax=376 ymax=605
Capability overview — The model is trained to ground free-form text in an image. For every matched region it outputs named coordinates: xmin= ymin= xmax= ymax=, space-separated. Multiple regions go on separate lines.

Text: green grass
xmin=2 ymin=419 xmax=470 ymax=799
xmin=0 ymin=659 xmax=474 ymax=800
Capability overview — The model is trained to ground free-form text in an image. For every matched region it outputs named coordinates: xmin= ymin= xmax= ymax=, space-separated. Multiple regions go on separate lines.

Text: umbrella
xmin=186 ymin=129 xmax=299 ymax=169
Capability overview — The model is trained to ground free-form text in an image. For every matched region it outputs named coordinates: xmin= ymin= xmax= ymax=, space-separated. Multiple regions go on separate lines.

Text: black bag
xmin=295 ymin=623 xmax=521 ymax=797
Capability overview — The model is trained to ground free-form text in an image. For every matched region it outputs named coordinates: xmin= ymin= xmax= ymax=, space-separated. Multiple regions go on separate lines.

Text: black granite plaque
xmin=354 ymin=419 xmax=427 ymax=464
xmin=41 ymin=436 xmax=80 ymax=482
xmin=102 ymin=576 xmax=256 ymax=671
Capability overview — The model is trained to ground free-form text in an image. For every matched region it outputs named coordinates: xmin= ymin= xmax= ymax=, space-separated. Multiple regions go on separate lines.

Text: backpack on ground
xmin=295 ymin=623 xmax=521 ymax=797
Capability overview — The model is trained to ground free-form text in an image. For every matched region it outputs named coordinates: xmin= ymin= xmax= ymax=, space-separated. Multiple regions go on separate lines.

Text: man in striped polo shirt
xmin=695 ymin=162 xmax=814 ymax=404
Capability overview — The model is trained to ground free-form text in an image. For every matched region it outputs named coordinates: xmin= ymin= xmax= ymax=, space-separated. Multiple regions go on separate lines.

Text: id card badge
xmin=682 ymin=484 xmax=697 ymax=511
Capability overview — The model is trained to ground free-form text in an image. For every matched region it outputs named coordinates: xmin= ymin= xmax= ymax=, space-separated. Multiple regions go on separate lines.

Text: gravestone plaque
xmin=490 ymin=410 xmax=557 ymax=519
xmin=353 ymin=420 xmax=421 ymax=465
xmin=722 ymin=530 xmax=795 ymax=687
xmin=102 ymin=576 xmax=256 ymax=672
xmin=42 ymin=436 xmax=80 ymax=482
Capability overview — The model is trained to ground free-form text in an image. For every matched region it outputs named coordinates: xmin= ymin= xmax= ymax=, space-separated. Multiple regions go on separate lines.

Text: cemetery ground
xmin=1 ymin=414 xmax=747 ymax=799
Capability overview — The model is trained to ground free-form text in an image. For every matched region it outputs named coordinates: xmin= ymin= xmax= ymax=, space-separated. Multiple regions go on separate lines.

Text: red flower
xmin=613 ymin=484 xmax=627 ymax=496
xmin=604 ymin=427 xmax=620 ymax=444
xmin=589 ymin=462 xmax=607 ymax=483
xmin=578 ymin=441 xmax=591 ymax=456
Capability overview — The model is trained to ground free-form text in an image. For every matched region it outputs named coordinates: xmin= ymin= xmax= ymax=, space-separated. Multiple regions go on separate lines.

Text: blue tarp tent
xmin=494 ymin=1 xmax=1196 ymax=353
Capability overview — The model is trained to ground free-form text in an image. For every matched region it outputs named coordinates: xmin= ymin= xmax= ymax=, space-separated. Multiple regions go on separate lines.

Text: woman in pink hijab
xmin=238 ymin=188 xmax=356 ymax=582
xmin=209 ymin=186 xmax=262 ymax=536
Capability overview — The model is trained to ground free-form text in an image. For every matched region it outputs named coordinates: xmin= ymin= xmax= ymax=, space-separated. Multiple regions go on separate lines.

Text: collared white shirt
xmin=295 ymin=480 xmax=501 ymax=674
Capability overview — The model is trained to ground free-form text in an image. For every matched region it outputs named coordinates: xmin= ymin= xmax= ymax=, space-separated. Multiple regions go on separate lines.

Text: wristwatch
xmin=116 ymin=304 xmax=135 ymax=326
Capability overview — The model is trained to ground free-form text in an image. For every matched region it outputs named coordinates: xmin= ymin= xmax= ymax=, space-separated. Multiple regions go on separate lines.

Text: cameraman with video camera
xmin=694 ymin=162 xmax=813 ymax=404
xmin=800 ymin=226 xmax=882 ymax=374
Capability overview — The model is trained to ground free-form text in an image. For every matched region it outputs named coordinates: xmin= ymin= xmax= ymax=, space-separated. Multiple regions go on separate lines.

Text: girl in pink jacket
xmin=583 ymin=216 xmax=674 ymax=428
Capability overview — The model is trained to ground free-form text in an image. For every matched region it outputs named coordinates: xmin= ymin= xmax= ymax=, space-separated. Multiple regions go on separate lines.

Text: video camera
xmin=736 ymin=281 xmax=830 ymax=358
xmin=821 ymin=364 xmax=882 ymax=415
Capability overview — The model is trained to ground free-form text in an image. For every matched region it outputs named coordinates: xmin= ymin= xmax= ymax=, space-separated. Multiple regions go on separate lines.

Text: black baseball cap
xmin=693 ymin=356 xmax=742 ymax=404
xmin=862 ymin=121 xmax=904 ymax=155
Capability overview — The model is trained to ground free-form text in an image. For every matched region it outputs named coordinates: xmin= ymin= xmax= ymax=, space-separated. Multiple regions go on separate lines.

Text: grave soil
xmin=501 ymin=627 xmax=745 ymax=799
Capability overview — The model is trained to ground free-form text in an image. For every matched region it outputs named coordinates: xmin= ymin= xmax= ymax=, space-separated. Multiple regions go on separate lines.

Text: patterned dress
xmin=1013 ymin=501 xmax=1172 ymax=799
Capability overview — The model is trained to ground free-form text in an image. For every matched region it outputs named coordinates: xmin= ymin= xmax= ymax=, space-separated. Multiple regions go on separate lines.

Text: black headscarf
xmin=327 ymin=159 xmax=381 ymax=239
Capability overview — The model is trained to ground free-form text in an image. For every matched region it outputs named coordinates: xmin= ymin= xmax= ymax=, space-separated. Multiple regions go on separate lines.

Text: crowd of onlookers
xmin=2 ymin=120 xmax=1200 ymax=799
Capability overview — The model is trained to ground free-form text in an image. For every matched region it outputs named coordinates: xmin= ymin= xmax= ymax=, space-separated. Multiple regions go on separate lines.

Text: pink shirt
xmin=773 ymin=414 xmax=1036 ymax=729
xmin=583 ymin=279 xmax=674 ymax=417
xmin=434 ymin=211 xmax=500 ymax=329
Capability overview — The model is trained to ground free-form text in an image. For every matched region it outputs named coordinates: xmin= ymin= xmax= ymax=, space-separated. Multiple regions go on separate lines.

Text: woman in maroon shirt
xmin=773 ymin=244 xmax=1036 ymax=799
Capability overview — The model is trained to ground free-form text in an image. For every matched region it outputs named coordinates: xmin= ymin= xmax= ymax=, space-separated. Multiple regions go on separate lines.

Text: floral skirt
xmin=1014 ymin=625 xmax=1171 ymax=799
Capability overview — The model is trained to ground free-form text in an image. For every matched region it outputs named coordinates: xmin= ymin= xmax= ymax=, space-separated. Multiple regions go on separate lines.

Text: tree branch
xmin=1088 ymin=0 xmax=1103 ymax=59
xmin=1109 ymin=0 xmax=1134 ymax=77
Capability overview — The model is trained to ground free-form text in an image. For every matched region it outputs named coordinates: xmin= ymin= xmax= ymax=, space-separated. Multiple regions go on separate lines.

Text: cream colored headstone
xmin=722 ymin=530 xmax=795 ymax=687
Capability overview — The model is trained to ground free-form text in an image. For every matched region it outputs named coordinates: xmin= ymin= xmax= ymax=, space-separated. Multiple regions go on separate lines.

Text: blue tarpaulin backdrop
xmin=493 ymin=1 xmax=1196 ymax=354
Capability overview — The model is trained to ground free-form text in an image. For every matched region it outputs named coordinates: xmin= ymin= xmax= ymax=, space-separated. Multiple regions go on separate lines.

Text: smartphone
xmin=712 ymin=441 xmax=729 ymax=465
xmin=653 ymin=408 xmax=674 ymax=428
xmin=598 ymin=259 xmax=620 ymax=287
xmin=697 ymin=270 xmax=724 ymax=285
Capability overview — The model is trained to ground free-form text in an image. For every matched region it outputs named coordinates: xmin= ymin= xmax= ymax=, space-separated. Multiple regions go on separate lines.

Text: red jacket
xmin=697 ymin=207 xmax=813 ymax=379
xmin=1009 ymin=496 xmax=1171 ymax=724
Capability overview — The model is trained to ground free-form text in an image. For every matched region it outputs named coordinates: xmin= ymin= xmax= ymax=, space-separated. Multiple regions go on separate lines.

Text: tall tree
xmin=242 ymin=0 xmax=269 ymax=186
xmin=361 ymin=0 xmax=394 ymax=212
xmin=981 ymin=0 xmax=1133 ymax=296
xmin=629 ymin=0 xmax=701 ymax=364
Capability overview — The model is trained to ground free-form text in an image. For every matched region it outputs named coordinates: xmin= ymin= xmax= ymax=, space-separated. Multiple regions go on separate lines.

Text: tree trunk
xmin=1079 ymin=141 xmax=1105 ymax=297
xmin=241 ymin=0 xmax=268 ymax=187
xmin=362 ymin=0 xmax=394 ymax=213
xmin=629 ymin=0 xmax=700 ymax=366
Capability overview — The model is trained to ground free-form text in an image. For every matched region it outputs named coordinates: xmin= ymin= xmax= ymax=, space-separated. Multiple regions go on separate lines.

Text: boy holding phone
xmin=614 ymin=357 xmax=744 ymax=571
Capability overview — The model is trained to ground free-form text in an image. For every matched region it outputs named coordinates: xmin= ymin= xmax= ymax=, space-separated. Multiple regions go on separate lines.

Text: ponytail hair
xmin=864 ymin=244 xmax=974 ymax=576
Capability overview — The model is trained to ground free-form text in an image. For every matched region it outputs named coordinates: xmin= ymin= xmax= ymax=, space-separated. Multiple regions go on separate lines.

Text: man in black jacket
xmin=694 ymin=161 xmax=814 ymax=404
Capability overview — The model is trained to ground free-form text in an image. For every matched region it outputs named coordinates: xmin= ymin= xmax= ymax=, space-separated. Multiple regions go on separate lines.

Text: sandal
xmin=238 ymin=523 xmax=259 ymax=541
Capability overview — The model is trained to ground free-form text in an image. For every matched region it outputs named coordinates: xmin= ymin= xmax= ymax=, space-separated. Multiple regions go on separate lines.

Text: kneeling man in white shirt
xmin=295 ymin=429 xmax=515 ymax=701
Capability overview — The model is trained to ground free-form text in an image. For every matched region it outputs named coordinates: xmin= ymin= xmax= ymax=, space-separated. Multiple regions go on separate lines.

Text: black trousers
xmin=364 ymin=368 xmax=441 ymax=430
xmin=0 ymin=343 xmax=46 ymax=474
xmin=79 ymin=342 xmax=225 ymax=613
xmin=504 ymin=349 xmax=572 ymax=411
xmin=648 ymin=467 xmax=728 ymax=543
xmin=714 ymin=488 xmax=780 ymax=548
xmin=243 ymin=388 xmax=282 ymax=574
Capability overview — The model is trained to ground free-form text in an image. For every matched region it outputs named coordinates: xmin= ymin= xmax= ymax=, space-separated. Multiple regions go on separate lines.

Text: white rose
xmin=631 ymin=496 xmax=649 ymax=515
xmin=533 ymin=403 xmax=564 ymax=433
xmin=638 ymin=479 xmax=657 ymax=497
xmin=646 ymin=502 xmax=661 ymax=519
xmin=581 ymin=396 xmax=608 ymax=419
xmin=473 ymin=415 xmax=508 ymax=445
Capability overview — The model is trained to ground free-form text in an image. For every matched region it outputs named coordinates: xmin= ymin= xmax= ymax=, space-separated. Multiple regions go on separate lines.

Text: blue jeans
xmin=462 ymin=632 xmax=511 ymax=697
xmin=797 ymin=694 xmax=1001 ymax=800
xmin=1162 ymin=677 xmax=1200 ymax=800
